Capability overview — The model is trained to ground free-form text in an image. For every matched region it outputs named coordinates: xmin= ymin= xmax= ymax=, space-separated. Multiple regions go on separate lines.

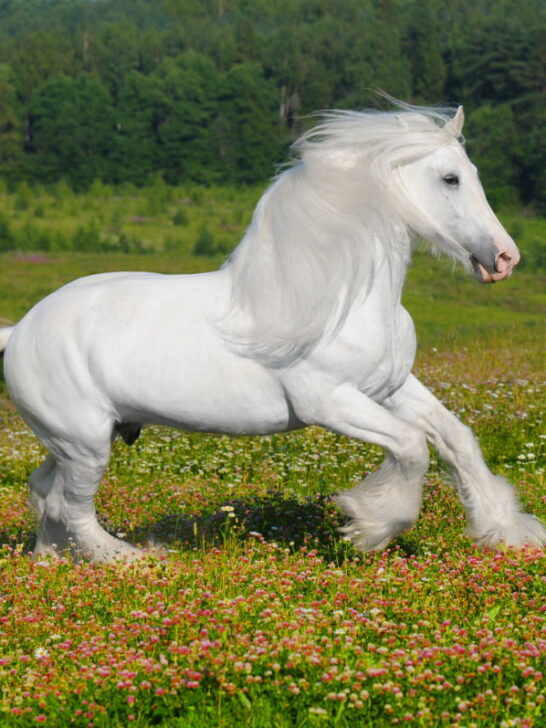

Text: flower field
xmin=0 ymin=251 xmax=545 ymax=727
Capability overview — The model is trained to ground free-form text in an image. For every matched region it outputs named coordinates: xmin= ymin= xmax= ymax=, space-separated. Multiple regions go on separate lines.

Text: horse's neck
xmin=321 ymin=228 xmax=412 ymax=355
xmin=223 ymin=168 xmax=412 ymax=364
xmin=380 ymin=231 xmax=412 ymax=299
xmin=360 ymin=226 xmax=412 ymax=307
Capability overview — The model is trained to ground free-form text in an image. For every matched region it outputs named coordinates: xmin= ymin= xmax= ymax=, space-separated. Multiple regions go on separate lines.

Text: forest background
xmin=0 ymin=0 xmax=544 ymax=216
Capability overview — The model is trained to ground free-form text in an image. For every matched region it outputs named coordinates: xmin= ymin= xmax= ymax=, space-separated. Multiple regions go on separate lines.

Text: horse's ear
xmin=447 ymin=106 xmax=464 ymax=137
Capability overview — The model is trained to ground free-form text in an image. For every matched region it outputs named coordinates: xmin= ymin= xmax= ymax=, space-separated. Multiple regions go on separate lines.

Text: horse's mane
xmin=221 ymin=103 xmax=461 ymax=365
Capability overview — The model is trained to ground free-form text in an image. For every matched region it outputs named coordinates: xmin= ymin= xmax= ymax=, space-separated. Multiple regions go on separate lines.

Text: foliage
xmin=193 ymin=225 xmax=217 ymax=256
xmin=0 ymin=250 xmax=545 ymax=726
xmin=0 ymin=1 xmax=543 ymax=208
xmin=0 ymin=182 xmax=263 ymax=258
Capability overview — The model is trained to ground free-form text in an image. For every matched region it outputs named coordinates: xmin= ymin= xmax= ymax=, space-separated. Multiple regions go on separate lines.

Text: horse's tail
xmin=0 ymin=327 xmax=14 ymax=355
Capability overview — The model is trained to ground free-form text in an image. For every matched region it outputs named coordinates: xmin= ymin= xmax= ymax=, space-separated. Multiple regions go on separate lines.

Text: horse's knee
xmin=396 ymin=430 xmax=429 ymax=477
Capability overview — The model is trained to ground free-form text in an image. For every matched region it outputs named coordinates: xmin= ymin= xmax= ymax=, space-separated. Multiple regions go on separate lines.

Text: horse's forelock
xmin=294 ymin=107 xmax=456 ymax=170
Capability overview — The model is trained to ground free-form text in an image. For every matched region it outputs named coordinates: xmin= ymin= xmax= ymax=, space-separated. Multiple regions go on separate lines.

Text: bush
xmin=193 ymin=225 xmax=216 ymax=256
xmin=145 ymin=174 xmax=172 ymax=216
xmin=14 ymin=181 xmax=33 ymax=211
xmin=117 ymin=232 xmax=145 ymax=254
xmin=52 ymin=179 xmax=75 ymax=203
xmin=72 ymin=219 xmax=103 ymax=252
xmin=172 ymin=208 xmax=189 ymax=226
xmin=15 ymin=223 xmax=51 ymax=251
xmin=0 ymin=212 xmax=14 ymax=251
xmin=163 ymin=234 xmax=182 ymax=253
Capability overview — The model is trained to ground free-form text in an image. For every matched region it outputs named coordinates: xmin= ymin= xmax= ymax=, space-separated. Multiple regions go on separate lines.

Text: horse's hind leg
xmin=32 ymin=438 xmax=142 ymax=563
xmin=30 ymin=455 xmax=68 ymax=555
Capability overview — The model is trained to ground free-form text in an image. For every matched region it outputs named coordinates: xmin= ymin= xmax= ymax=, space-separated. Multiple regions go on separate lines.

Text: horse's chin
xmin=470 ymin=256 xmax=513 ymax=284
xmin=470 ymin=256 xmax=494 ymax=283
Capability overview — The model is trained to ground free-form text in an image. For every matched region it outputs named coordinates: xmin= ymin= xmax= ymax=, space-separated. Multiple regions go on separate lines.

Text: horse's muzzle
xmin=471 ymin=250 xmax=519 ymax=284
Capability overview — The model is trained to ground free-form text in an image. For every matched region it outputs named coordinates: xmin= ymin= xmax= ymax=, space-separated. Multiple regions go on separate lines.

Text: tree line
xmin=0 ymin=0 xmax=544 ymax=211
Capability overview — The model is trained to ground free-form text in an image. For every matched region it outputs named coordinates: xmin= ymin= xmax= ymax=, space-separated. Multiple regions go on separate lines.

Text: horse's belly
xmin=118 ymin=368 xmax=294 ymax=436
xmin=95 ymin=331 xmax=295 ymax=436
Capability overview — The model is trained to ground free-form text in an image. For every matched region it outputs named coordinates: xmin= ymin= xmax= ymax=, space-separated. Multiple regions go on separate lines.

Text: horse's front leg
xmin=385 ymin=374 xmax=546 ymax=548
xmin=305 ymin=383 xmax=430 ymax=551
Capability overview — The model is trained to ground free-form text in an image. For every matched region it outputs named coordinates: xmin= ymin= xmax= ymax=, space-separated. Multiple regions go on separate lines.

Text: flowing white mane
xmin=222 ymin=104 xmax=462 ymax=364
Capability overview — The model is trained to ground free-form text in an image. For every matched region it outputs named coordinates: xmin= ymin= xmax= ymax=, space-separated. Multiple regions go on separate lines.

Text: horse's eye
xmin=443 ymin=174 xmax=459 ymax=187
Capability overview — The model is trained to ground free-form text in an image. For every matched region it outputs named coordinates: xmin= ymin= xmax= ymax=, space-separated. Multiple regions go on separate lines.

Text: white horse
xmin=1 ymin=104 xmax=544 ymax=562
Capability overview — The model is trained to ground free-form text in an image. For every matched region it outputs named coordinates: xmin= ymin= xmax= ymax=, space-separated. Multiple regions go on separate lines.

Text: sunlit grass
xmin=0 ymin=181 xmax=264 ymax=259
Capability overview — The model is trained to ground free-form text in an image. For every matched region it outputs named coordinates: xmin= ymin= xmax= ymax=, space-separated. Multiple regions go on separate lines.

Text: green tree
xmin=154 ymin=52 xmax=220 ymax=184
xmin=513 ymin=93 xmax=546 ymax=213
xmin=404 ymin=0 xmax=446 ymax=102
xmin=0 ymin=64 xmax=24 ymax=179
xmin=7 ymin=29 xmax=77 ymax=105
xmin=343 ymin=0 xmax=410 ymax=107
xmin=466 ymin=104 xmax=520 ymax=209
xmin=0 ymin=0 xmax=543 ymax=204
xmin=112 ymin=71 xmax=163 ymax=184
xmin=448 ymin=16 xmax=546 ymax=106
xmin=259 ymin=27 xmax=305 ymax=129
xmin=29 ymin=73 xmax=115 ymax=187
xmin=91 ymin=22 xmax=140 ymax=99
xmin=215 ymin=62 xmax=284 ymax=183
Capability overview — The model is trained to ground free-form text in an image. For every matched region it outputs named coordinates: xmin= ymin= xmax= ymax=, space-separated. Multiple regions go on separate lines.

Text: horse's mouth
xmin=470 ymin=255 xmax=514 ymax=284
xmin=470 ymin=255 xmax=494 ymax=283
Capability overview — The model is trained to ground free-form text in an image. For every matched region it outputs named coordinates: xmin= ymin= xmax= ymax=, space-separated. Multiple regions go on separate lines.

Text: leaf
xmin=487 ymin=604 xmax=501 ymax=620
xmin=237 ymin=692 xmax=251 ymax=710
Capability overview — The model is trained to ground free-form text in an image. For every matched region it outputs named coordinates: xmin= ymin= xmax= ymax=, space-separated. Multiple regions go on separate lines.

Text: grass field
xmin=0 ymin=181 xmax=263 ymax=258
xmin=0 ymin=217 xmax=545 ymax=726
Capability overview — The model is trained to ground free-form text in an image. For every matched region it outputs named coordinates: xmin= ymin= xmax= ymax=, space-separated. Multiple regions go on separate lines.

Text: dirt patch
xmin=13 ymin=253 xmax=51 ymax=264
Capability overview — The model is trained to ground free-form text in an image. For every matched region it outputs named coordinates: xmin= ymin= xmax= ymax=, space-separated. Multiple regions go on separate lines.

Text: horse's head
xmin=397 ymin=107 xmax=519 ymax=283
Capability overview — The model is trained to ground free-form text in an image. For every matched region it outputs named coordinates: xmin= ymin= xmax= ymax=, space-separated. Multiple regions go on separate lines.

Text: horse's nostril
xmin=496 ymin=252 xmax=512 ymax=273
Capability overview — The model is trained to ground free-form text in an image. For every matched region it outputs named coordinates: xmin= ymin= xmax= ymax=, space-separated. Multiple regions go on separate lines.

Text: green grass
xmin=0 ymin=181 xmax=264 ymax=257
xmin=0 ymin=210 xmax=545 ymax=726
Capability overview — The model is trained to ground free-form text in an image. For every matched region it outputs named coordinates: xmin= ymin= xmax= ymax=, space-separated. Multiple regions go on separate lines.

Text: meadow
xmin=0 ymin=190 xmax=545 ymax=727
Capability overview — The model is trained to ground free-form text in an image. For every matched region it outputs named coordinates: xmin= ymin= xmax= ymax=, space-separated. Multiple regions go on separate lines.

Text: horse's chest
xmin=318 ymin=305 xmax=416 ymax=401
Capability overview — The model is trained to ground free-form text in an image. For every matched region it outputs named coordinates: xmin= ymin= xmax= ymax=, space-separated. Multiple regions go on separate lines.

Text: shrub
xmin=117 ymin=232 xmax=145 ymax=254
xmin=193 ymin=225 xmax=216 ymax=256
xmin=163 ymin=234 xmax=182 ymax=253
xmin=15 ymin=223 xmax=52 ymax=251
xmin=172 ymin=208 xmax=189 ymax=226
xmin=72 ymin=219 xmax=103 ymax=252
xmin=52 ymin=179 xmax=74 ymax=203
xmin=0 ymin=212 xmax=14 ymax=251
xmin=14 ymin=181 xmax=33 ymax=211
